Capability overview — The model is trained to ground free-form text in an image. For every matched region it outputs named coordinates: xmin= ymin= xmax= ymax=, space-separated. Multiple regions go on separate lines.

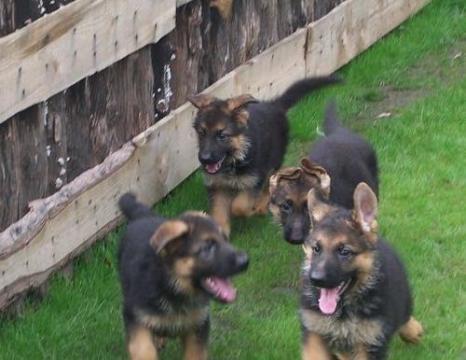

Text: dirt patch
xmin=355 ymin=39 xmax=466 ymax=123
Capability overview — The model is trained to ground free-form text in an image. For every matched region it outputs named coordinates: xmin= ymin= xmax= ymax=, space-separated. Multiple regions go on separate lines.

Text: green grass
xmin=1 ymin=0 xmax=465 ymax=358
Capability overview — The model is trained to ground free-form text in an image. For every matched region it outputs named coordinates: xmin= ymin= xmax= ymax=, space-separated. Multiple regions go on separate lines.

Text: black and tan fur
xmin=300 ymin=184 xmax=423 ymax=360
xmin=269 ymin=101 xmax=378 ymax=245
xmin=118 ymin=193 xmax=249 ymax=360
xmin=189 ymin=76 xmax=341 ymax=235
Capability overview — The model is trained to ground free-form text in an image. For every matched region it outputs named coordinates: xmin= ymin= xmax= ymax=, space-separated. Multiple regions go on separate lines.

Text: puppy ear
xmin=150 ymin=220 xmax=189 ymax=254
xmin=226 ymin=94 xmax=257 ymax=112
xmin=188 ymin=94 xmax=216 ymax=109
xmin=307 ymin=188 xmax=333 ymax=223
xmin=300 ymin=158 xmax=331 ymax=198
xmin=269 ymin=167 xmax=302 ymax=193
xmin=353 ymin=182 xmax=378 ymax=241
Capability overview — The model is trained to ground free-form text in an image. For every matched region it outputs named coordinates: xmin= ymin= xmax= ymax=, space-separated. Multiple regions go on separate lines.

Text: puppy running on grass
xmin=189 ymin=75 xmax=341 ymax=235
xmin=300 ymin=183 xmax=423 ymax=359
xmin=269 ymin=100 xmax=378 ymax=244
xmin=118 ymin=193 xmax=249 ymax=360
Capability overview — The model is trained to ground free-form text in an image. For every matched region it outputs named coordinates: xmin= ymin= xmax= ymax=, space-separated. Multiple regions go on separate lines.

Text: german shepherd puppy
xmin=269 ymin=101 xmax=378 ymax=244
xmin=118 ymin=193 xmax=249 ymax=360
xmin=300 ymin=183 xmax=423 ymax=360
xmin=189 ymin=76 xmax=341 ymax=235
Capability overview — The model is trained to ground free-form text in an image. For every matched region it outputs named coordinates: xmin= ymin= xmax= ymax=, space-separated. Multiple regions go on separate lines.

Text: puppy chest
xmin=204 ymin=173 xmax=259 ymax=190
xmin=300 ymin=309 xmax=383 ymax=350
xmin=136 ymin=307 xmax=209 ymax=335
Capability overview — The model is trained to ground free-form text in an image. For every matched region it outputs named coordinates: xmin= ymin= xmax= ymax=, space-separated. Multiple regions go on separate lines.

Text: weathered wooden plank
xmin=0 ymin=0 xmax=175 ymax=125
xmin=176 ymin=0 xmax=194 ymax=7
xmin=306 ymin=0 xmax=430 ymax=76
xmin=0 ymin=46 xmax=155 ymax=233
xmin=0 ymin=0 xmax=431 ymax=310
xmin=234 ymin=28 xmax=308 ymax=100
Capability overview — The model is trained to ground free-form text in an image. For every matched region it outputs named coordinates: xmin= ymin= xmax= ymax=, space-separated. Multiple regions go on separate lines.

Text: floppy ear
xmin=307 ymin=188 xmax=333 ymax=223
xmin=269 ymin=167 xmax=302 ymax=193
xmin=353 ymin=182 xmax=378 ymax=239
xmin=226 ymin=94 xmax=257 ymax=112
xmin=150 ymin=220 xmax=189 ymax=254
xmin=188 ymin=94 xmax=216 ymax=109
xmin=300 ymin=158 xmax=331 ymax=198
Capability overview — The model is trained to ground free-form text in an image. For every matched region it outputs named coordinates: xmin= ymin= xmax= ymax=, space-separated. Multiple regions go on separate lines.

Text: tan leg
xmin=127 ymin=325 xmax=158 ymax=360
xmin=232 ymin=187 xmax=270 ymax=217
xmin=183 ymin=332 xmax=208 ymax=360
xmin=253 ymin=186 xmax=270 ymax=215
xmin=302 ymin=332 xmax=332 ymax=360
xmin=210 ymin=190 xmax=232 ymax=236
xmin=352 ymin=344 xmax=369 ymax=360
xmin=231 ymin=191 xmax=256 ymax=217
xmin=399 ymin=316 xmax=423 ymax=344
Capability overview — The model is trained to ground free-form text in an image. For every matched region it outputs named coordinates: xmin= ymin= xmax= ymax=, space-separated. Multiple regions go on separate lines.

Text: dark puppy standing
xmin=300 ymin=183 xmax=423 ymax=360
xmin=269 ymin=101 xmax=379 ymax=244
xmin=118 ymin=193 xmax=249 ymax=360
xmin=189 ymin=76 xmax=341 ymax=235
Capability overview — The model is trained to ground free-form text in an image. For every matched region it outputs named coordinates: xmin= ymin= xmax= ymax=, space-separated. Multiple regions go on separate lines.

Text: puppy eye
xmin=280 ymin=200 xmax=293 ymax=213
xmin=216 ymin=131 xmax=229 ymax=141
xmin=199 ymin=240 xmax=217 ymax=258
xmin=337 ymin=246 xmax=353 ymax=257
xmin=312 ymin=243 xmax=321 ymax=254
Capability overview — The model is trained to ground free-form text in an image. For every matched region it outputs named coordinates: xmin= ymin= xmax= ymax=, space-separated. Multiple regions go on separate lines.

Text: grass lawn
xmin=0 ymin=0 xmax=465 ymax=358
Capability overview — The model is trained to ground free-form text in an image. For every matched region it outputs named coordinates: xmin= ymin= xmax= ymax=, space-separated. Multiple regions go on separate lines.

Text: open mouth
xmin=201 ymin=276 xmax=237 ymax=303
xmin=317 ymin=279 xmax=351 ymax=315
xmin=203 ymin=157 xmax=225 ymax=174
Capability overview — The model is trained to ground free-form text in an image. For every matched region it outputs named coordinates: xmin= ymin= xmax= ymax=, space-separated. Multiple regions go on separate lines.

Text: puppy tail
xmin=119 ymin=192 xmax=153 ymax=221
xmin=323 ymin=99 xmax=344 ymax=135
xmin=273 ymin=74 xmax=342 ymax=111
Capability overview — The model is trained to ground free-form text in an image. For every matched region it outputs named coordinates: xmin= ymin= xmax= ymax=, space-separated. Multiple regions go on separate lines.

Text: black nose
xmin=286 ymin=230 xmax=305 ymax=245
xmin=199 ymin=151 xmax=213 ymax=164
xmin=310 ymin=269 xmax=327 ymax=288
xmin=235 ymin=252 xmax=249 ymax=272
xmin=285 ymin=226 xmax=305 ymax=245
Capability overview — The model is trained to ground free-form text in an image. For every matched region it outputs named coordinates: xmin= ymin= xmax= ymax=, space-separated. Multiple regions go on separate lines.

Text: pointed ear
xmin=300 ymin=158 xmax=331 ymax=198
xmin=150 ymin=220 xmax=189 ymax=254
xmin=353 ymin=182 xmax=378 ymax=237
xmin=188 ymin=94 xmax=216 ymax=109
xmin=226 ymin=94 xmax=257 ymax=112
xmin=307 ymin=188 xmax=333 ymax=223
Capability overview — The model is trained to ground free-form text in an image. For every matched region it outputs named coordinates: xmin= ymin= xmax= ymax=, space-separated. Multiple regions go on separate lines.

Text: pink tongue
xmin=208 ymin=277 xmax=237 ymax=303
xmin=318 ymin=287 xmax=340 ymax=315
xmin=205 ymin=158 xmax=225 ymax=174
xmin=205 ymin=163 xmax=219 ymax=174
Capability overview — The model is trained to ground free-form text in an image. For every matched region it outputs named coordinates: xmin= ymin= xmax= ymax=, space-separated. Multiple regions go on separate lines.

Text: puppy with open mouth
xmin=189 ymin=75 xmax=341 ymax=235
xmin=118 ymin=193 xmax=249 ymax=360
xmin=300 ymin=183 xmax=423 ymax=359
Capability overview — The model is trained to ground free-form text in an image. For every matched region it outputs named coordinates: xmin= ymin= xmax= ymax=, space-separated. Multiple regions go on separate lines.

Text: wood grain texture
xmin=306 ymin=0 xmax=430 ymax=76
xmin=168 ymin=0 xmax=316 ymax=108
xmin=0 ymin=47 xmax=155 ymax=232
xmin=0 ymin=0 xmax=175 ymax=124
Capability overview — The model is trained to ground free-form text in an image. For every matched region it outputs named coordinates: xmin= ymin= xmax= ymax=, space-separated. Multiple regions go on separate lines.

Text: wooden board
xmin=176 ymin=0 xmax=194 ymax=7
xmin=0 ymin=0 xmax=175 ymax=125
xmin=306 ymin=0 xmax=430 ymax=75
xmin=0 ymin=0 xmax=431 ymax=309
